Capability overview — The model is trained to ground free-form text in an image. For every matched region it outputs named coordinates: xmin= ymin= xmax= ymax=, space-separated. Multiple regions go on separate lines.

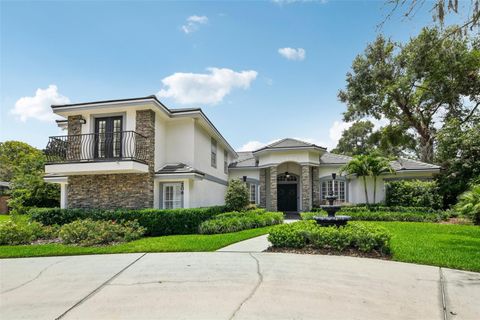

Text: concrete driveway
xmin=1 ymin=252 xmax=479 ymax=320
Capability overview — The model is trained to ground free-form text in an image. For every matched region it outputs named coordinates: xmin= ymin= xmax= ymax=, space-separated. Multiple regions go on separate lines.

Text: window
xmin=163 ymin=183 xmax=183 ymax=209
xmin=249 ymin=184 xmax=257 ymax=204
xmin=211 ymin=138 xmax=217 ymax=168
xmin=321 ymin=180 xmax=346 ymax=203
xmin=224 ymin=150 xmax=228 ymax=174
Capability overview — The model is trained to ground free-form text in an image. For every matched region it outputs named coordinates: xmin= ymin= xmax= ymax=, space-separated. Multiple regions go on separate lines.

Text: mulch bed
xmin=265 ymin=245 xmax=391 ymax=260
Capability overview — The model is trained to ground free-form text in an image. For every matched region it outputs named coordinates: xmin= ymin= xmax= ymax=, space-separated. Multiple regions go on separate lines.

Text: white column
xmin=153 ymin=180 xmax=160 ymax=209
xmin=60 ymin=183 xmax=67 ymax=209
xmin=183 ymin=179 xmax=190 ymax=208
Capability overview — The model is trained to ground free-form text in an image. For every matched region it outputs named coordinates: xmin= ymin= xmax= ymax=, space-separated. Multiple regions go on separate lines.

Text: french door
xmin=94 ymin=116 xmax=123 ymax=159
xmin=163 ymin=183 xmax=183 ymax=209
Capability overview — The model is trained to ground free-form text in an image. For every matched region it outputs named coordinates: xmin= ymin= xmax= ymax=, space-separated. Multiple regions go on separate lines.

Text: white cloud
xmin=329 ymin=120 xmax=354 ymax=143
xmin=238 ymin=141 xmax=269 ymax=152
xmin=278 ymin=47 xmax=306 ymax=61
xmin=10 ymin=85 xmax=70 ymax=122
xmin=182 ymin=15 xmax=208 ymax=34
xmin=157 ymin=67 xmax=258 ymax=105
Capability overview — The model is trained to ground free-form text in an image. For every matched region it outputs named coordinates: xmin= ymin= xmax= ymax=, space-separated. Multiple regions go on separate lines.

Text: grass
xmin=367 ymin=222 xmax=480 ymax=272
xmin=1 ymin=214 xmax=479 ymax=272
xmin=0 ymin=226 xmax=272 ymax=258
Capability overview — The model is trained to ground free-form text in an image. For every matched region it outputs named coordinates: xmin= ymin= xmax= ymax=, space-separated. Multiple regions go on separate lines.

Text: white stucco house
xmin=44 ymin=96 xmax=440 ymax=212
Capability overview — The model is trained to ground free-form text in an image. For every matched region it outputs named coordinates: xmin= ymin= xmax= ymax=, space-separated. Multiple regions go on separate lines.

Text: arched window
xmin=321 ymin=179 xmax=346 ymax=203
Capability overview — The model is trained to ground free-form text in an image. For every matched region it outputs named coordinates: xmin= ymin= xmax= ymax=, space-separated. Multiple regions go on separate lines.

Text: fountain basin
xmin=313 ymin=215 xmax=351 ymax=227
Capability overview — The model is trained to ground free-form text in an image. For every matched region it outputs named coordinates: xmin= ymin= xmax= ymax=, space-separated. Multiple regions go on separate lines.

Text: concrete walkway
xmin=217 ymin=234 xmax=271 ymax=252
xmin=1 ymin=252 xmax=479 ymax=320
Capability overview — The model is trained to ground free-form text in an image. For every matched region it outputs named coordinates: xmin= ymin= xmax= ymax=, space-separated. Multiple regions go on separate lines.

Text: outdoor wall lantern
xmin=243 ymin=176 xmax=247 ymax=182
xmin=331 ymin=172 xmax=337 ymax=180
xmin=285 ymin=171 xmax=290 ymax=179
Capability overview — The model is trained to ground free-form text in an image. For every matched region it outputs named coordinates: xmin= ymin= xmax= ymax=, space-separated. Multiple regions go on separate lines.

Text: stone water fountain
xmin=313 ymin=173 xmax=351 ymax=227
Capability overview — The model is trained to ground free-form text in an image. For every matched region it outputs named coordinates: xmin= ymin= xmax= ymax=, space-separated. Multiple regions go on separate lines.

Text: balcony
xmin=45 ymin=131 xmax=150 ymax=175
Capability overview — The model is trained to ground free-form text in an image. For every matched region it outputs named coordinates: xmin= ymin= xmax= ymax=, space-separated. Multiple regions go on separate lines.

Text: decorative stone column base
xmin=269 ymin=166 xmax=277 ymax=211
xmin=301 ymin=165 xmax=312 ymax=211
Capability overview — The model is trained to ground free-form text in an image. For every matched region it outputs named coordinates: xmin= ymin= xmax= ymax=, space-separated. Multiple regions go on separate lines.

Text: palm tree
xmin=340 ymin=155 xmax=371 ymax=204
xmin=455 ymin=184 xmax=480 ymax=225
xmin=368 ymin=156 xmax=395 ymax=204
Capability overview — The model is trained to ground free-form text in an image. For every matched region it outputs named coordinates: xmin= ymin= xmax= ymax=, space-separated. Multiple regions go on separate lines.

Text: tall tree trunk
xmin=363 ymin=176 xmax=369 ymax=204
xmin=373 ymin=176 xmax=377 ymax=204
xmin=419 ymin=131 xmax=434 ymax=163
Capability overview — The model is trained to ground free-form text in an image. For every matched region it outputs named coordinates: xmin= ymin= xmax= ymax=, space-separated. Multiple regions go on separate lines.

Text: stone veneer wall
xmin=312 ymin=166 xmax=320 ymax=208
xmin=301 ymin=165 xmax=312 ymax=211
xmin=259 ymin=168 xmax=266 ymax=208
xmin=269 ymin=166 xmax=277 ymax=211
xmin=67 ymin=110 xmax=155 ymax=209
xmin=68 ymin=174 xmax=153 ymax=209
xmin=67 ymin=115 xmax=83 ymax=161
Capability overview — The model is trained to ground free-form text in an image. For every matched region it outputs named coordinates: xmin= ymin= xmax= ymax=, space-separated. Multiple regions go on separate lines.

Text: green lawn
xmin=1 ymin=215 xmax=479 ymax=273
xmin=368 ymin=222 xmax=480 ymax=272
xmin=0 ymin=226 xmax=273 ymax=258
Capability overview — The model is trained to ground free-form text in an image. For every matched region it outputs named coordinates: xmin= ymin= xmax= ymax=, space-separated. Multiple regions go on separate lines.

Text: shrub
xmin=385 ymin=180 xmax=442 ymax=209
xmin=337 ymin=205 xmax=439 ymax=213
xmin=455 ymin=184 xmax=480 ymax=225
xmin=300 ymin=211 xmax=326 ymax=220
xmin=199 ymin=210 xmax=283 ymax=234
xmin=59 ymin=219 xmax=145 ymax=246
xmin=0 ymin=220 xmax=45 ymax=245
xmin=268 ymin=221 xmax=391 ymax=254
xmin=267 ymin=221 xmax=318 ymax=248
xmin=29 ymin=206 xmax=225 ymax=236
xmin=337 ymin=210 xmax=447 ymax=222
xmin=224 ymin=179 xmax=250 ymax=211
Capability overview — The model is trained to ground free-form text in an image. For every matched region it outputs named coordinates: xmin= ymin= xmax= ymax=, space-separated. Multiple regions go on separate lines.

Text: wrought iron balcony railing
xmin=45 ymin=131 xmax=148 ymax=164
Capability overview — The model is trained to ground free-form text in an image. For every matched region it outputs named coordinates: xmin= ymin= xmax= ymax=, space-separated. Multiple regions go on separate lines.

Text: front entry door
xmin=94 ymin=116 xmax=123 ymax=159
xmin=277 ymin=184 xmax=298 ymax=212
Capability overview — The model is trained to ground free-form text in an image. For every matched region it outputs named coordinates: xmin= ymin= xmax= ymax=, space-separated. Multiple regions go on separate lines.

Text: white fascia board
xmin=45 ymin=161 xmax=149 ymax=175
xmin=52 ymin=98 xmax=170 ymax=117
xmin=43 ymin=176 xmax=68 ymax=184
xmin=154 ymin=173 xmax=204 ymax=181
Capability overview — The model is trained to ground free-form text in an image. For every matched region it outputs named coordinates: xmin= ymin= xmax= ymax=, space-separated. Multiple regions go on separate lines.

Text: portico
xmin=253 ymin=139 xmax=325 ymax=212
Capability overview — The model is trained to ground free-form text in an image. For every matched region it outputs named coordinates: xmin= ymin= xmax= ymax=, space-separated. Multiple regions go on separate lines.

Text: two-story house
xmin=44 ymin=95 xmax=440 ymax=211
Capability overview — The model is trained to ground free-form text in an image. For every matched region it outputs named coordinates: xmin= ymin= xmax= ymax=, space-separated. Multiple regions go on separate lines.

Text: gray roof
xmin=156 ymin=163 xmax=205 ymax=175
xmin=390 ymin=158 xmax=440 ymax=171
xmin=229 ymin=152 xmax=256 ymax=168
xmin=320 ymin=153 xmax=440 ymax=171
xmin=253 ymin=138 xmax=326 ymax=153
xmin=230 ymin=151 xmax=440 ymax=171
xmin=320 ymin=152 xmax=353 ymax=164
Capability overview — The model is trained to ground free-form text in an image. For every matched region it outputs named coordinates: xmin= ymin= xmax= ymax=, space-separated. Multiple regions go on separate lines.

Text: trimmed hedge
xmin=385 ymin=180 xmax=442 ymax=209
xmin=336 ymin=206 xmax=441 ymax=213
xmin=268 ymin=220 xmax=391 ymax=254
xmin=310 ymin=205 xmax=448 ymax=222
xmin=28 ymin=206 xmax=225 ymax=236
xmin=199 ymin=209 xmax=283 ymax=234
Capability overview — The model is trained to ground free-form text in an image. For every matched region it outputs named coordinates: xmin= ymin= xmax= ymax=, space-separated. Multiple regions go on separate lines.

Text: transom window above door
xmin=277 ymin=173 xmax=298 ymax=182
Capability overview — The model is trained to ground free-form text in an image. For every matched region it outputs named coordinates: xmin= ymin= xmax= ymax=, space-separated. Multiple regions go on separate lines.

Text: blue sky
xmin=0 ymin=0 xmax=434 ymax=151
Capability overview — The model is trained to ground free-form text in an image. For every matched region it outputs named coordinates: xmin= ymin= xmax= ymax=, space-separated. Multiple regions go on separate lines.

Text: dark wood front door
xmin=277 ymin=184 xmax=298 ymax=212
xmin=94 ymin=116 xmax=123 ymax=159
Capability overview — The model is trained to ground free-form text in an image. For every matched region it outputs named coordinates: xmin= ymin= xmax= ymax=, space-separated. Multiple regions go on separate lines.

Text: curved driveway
xmin=1 ymin=252 xmax=479 ymax=320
